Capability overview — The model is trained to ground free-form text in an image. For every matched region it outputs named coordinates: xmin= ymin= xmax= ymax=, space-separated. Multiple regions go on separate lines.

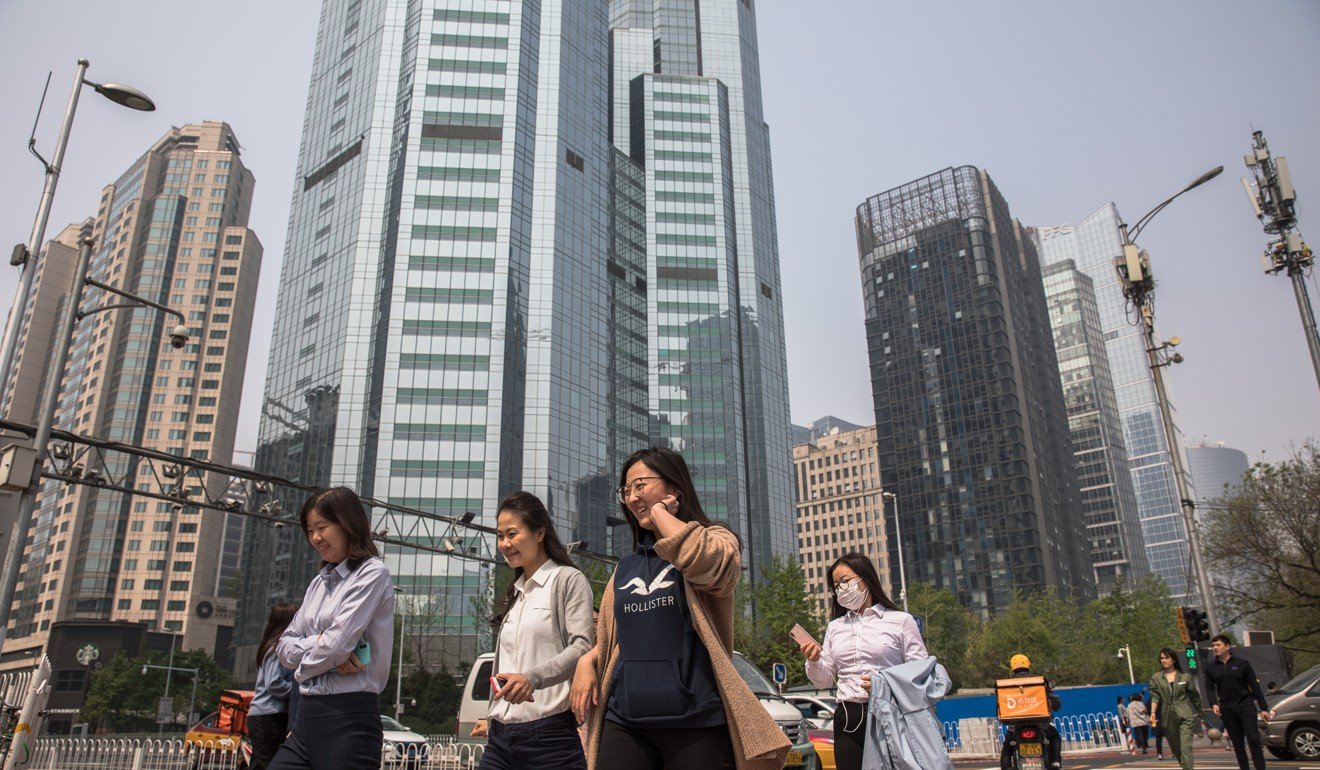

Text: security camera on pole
xmin=1112 ymin=166 xmax=1223 ymax=636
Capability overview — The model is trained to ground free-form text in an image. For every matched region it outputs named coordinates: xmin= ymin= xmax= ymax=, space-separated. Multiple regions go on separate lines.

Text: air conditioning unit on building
xmin=1244 ymin=630 xmax=1275 ymax=646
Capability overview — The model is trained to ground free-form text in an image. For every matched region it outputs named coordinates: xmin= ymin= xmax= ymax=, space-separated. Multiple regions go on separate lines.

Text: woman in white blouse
xmin=797 ymin=552 xmax=928 ymax=770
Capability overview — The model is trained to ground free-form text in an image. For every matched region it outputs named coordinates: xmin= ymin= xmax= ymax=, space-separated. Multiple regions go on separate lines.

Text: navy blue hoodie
xmin=605 ymin=533 xmax=724 ymax=728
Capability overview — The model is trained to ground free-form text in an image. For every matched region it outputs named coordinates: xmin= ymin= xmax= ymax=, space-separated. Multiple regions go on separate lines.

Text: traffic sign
xmin=913 ymin=614 xmax=926 ymax=636
xmin=772 ymin=662 xmax=787 ymax=685
xmin=156 ymin=697 xmax=174 ymax=725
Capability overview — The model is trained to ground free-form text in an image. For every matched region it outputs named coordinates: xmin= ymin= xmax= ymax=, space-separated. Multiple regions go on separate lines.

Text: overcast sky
xmin=1 ymin=0 xmax=1316 ymax=464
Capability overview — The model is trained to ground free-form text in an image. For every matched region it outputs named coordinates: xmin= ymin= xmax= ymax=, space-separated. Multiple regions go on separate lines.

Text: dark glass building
xmin=855 ymin=166 xmax=1094 ymax=616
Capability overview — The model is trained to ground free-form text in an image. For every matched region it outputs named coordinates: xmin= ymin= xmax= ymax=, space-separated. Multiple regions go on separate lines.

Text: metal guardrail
xmin=25 ymin=738 xmax=485 ymax=770
xmin=943 ymin=712 xmax=1127 ymax=758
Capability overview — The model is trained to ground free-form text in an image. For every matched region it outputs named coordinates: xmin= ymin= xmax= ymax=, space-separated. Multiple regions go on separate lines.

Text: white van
xmin=458 ymin=651 xmax=816 ymax=768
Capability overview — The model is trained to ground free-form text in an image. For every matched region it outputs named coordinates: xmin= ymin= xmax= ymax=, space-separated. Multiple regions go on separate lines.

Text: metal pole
xmin=1120 ymin=646 xmax=1134 ymax=684
xmin=1288 ymin=268 xmax=1320 ymax=390
xmin=160 ymin=632 xmax=176 ymax=735
xmin=0 ymin=225 xmax=93 ymax=648
xmin=0 ymin=60 xmax=89 ymax=410
xmin=187 ymin=670 xmax=197 ymax=727
xmin=1142 ymin=310 xmax=1219 ymax=633
xmin=395 ymin=598 xmax=405 ymax=719
xmin=883 ymin=492 xmax=908 ymax=612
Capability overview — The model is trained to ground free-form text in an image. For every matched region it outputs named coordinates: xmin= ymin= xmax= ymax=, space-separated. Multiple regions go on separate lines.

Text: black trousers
xmin=1132 ymin=724 xmax=1150 ymax=751
xmin=268 ymin=692 xmax=383 ymax=770
xmin=597 ymin=719 xmax=735 ymax=770
xmin=479 ymin=711 xmax=586 ymax=770
xmin=247 ymin=712 xmax=289 ymax=770
xmin=1220 ymin=702 xmax=1267 ymax=770
xmin=834 ymin=701 xmax=868 ymax=770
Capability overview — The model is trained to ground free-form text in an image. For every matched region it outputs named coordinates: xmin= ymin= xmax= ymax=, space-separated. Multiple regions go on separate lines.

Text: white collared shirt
xmin=804 ymin=604 xmax=928 ymax=703
xmin=489 ymin=562 xmax=571 ymax=724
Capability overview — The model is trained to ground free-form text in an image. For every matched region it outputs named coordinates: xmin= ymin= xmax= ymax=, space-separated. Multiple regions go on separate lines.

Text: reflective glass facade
xmin=1037 ymin=258 xmax=1148 ymax=595
xmin=1034 ymin=205 xmax=1195 ymax=600
xmin=239 ymin=0 xmax=793 ymax=662
xmin=856 ymin=167 xmax=1094 ymax=617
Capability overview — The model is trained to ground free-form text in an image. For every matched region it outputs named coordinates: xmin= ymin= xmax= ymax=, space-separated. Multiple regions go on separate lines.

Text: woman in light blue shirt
xmin=248 ymin=603 xmax=296 ymax=770
xmin=269 ymin=487 xmax=395 ymax=770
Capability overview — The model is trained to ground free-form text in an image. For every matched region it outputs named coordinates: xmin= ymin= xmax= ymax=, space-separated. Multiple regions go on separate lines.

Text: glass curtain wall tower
xmin=239 ymin=0 xmax=794 ymax=664
xmin=855 ymin=167 xmax=1094 ymax=616
xmin=1035 ymin=206 xmax=1197 ymax=600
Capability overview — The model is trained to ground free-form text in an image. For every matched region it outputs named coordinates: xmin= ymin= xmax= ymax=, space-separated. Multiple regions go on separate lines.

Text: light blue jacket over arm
xmin=862 ymin=656 xmax=955 ymax=770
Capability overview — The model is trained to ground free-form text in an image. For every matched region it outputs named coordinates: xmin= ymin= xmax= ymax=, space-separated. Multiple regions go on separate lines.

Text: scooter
xmin=1000 ymin=722 xmax=1053 ymax=770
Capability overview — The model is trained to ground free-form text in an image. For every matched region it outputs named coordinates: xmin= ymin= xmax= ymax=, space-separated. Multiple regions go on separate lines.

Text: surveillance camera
xmin=169 ymin=324 xmax=190 ymax=349
xmin=1117 ymin=651 xmax=1125 ymax=659
xmin=273 ymin=521 xmax=284 ymax=530
xmin=142 ymin=666 xmax=148 ymax=675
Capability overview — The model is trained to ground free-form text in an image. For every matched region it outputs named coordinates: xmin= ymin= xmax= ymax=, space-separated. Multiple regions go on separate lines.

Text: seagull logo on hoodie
xmin=620 ymin=564 xmax=677 ymax=596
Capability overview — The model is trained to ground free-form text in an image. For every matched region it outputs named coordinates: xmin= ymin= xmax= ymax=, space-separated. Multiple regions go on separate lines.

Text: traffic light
xmin=1184 ymin=607 xmax=1211 ymax=642
xmin=1174 ymin=607 xmax=1190 ymax=644
xmin=1185 ymin=645 xmax=1199 ymax=672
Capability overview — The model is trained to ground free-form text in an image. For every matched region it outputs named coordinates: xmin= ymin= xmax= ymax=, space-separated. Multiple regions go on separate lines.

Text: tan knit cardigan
xmin=585 ymin=521 xmax=791 ymax=770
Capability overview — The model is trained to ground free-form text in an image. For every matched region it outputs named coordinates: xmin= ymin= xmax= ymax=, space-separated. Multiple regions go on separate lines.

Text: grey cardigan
xmin=491 ymin=564 xmax=594 ymax=690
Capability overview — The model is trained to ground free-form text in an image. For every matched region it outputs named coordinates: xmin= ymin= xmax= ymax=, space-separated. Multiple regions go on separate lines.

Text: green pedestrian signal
xmin=1185 ymin=645 xmax=1198 ymax=671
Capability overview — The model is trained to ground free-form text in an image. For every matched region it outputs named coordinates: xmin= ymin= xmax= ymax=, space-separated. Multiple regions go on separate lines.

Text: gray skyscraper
xmin=1037 ymin=257 xmax=1148 ymax=594
xmin=855 ymin=167 xmax=1094 ymax=616
xmin=1186 ymin=442 xmax=1249 ymax=506
xmin=1035 ymin=205 xmax=1198 ymax=600
xmin=238 ymin=0 xmax=793 ymax=664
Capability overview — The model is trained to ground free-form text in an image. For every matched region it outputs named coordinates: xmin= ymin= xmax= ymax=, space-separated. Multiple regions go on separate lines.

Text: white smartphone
xmin=789 ymin=623 xmax=818 ymax=647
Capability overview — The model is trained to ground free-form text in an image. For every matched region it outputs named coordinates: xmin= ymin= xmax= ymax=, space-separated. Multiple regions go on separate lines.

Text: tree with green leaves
xmin=1086 ymin=574 xmax=1179 ymax=685
xmin=81 ymin=648 xmax=231 ymax=733
xmin=734 ymin=555 xmax=822 ymax=688
xmin=379 ymin=666 xmax=464 ymax=735
xmin=904 ymin=582 xmax=980 ymax=689
xmin=1202 ymin=443 xmax=1320 ymax=670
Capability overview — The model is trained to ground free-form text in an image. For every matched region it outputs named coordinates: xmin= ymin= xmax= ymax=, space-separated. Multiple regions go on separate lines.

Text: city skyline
xmin=0 ymin=1 xmax=1317 ymax=470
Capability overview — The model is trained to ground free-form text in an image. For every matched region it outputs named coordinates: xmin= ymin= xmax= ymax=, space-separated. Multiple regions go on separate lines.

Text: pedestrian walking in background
xmin=797 ymin=552 xmax=929 ymax=770
xmin=269 ymin=487 xmax=395 ymax=770
xmin=1117 ymin=695 xmax=1133 ymax=752
xmin=477 ymin=491 xmax=594 ymax=770
xmin=570 ymin=447 xmax=790 ymax=770
xmin=1204 ymin=635 xmax=1271 ymax=770
xmin=1128 ymin=692 xmax=1151 ymax=754
xmin=1149 ymin=647 xmax=1202 ymax=770
xmin=248 ymin=603 xmax=297 ymax=770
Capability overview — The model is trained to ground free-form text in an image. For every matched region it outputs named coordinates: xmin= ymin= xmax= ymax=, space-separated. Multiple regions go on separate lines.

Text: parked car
xmin=459 ymin=651 xmax=818 ymax=768
xmin=381 ymin=715 xmax=430 ymax=769
xmin=785 ymin=693 xmax=837 ymax=729
xmin=1261 ymin=663 xmax=1320 ymax=760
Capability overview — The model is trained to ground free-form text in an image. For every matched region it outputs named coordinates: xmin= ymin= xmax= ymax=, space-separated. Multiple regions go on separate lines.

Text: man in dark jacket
xmin=1204 ymin=635 xmax=1271 ymax=770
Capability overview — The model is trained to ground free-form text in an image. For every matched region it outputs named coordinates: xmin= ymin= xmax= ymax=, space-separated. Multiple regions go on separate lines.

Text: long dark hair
xmin=618 ymin=447 xmax=734 ymax=547
xmin=256 ymin=602 xmax=298 ymax=665
xmin=1158 ymin=646 xmax=1183 ymax=673
xmin=298 ymin=486 xmax=380 ymax=569
xmin=491 ymin=491 xmax=576 ymax=627
xmin=827 ymin=552 xmax=898 ymax=620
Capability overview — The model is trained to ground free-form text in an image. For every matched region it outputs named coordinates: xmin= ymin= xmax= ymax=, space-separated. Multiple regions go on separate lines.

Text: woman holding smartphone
xmin=477 ymin=491 xmax=594 ymax=770
xmin=269 ymin=487 xmax=394 ymax=770
xmin=797 ymin=552 xmax=928 ymax=770
xmin=570 ymin=447 xmax=789 ymax=770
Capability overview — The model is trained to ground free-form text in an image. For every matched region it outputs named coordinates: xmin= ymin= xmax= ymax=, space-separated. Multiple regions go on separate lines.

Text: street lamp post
xmin=881 ymin=491 xmax=908 ymax=612
xmin=394 ymin=586 xmax=406 ymax=719
xmin=143 ymin=662 xmax=199 ymax=734
xmin=0 ymin=225 xmax=187 ymax=646
xmin=0 ymin=59 xmax=155 ymax=410
xmin=1117 ymin=645 xmax=1135 ymax=684
xmin=1113 ymin=166 xmax=1223 ymax=636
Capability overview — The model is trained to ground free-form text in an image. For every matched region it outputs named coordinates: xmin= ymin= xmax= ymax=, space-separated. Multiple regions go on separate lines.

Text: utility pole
xmin=1112 ymin=166 xmax=1223 ymax=635
xmin=1242 ymin=130 xmax=1320 ymax=392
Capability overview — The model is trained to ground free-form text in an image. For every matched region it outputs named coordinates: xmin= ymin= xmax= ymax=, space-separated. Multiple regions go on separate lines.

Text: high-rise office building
xmin=1037 ymin=258 xmax=1148 ymax=594
xmin=855 ymin=166 xmax=1094 ymax=616
xmin=792 ymin=423 xmax=890 ymax=621
xmin=1035 ymin=205 xmax=1197 ymax=600
xmin=238 ymin=0 xmax=793 ymax=665
xmin=0 ymin=122 xmax=263 ymax=673
xmin=1186 ymin=441 xmax=1249 ymax=505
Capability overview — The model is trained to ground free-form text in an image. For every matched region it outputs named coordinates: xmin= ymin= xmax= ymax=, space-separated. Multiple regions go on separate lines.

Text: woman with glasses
xmin=796 ymin=552 xmax=927 ymax=770
xmin=570 ymin=447 xmax=789 ymax=770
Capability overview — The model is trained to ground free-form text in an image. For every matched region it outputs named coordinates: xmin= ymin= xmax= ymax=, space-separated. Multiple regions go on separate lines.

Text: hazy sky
xmin=1 ymin=0 xmax=1317 ymax=463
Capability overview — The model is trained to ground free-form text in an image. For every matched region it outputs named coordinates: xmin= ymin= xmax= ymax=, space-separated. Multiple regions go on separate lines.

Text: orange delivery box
xmin=995 ymin=676 xmax=1053 ymax=723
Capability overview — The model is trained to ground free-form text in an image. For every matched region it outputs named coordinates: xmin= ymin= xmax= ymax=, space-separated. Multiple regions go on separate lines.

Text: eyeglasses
xmin=831 ymin=578 xmax=860 ymax=594
xmin=616 ymin=476 xmax=664 ymax=504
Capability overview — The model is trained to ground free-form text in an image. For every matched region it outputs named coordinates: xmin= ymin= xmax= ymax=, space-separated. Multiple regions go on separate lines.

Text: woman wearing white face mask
xmin=797 ymin=553 xmax=928 ymax=770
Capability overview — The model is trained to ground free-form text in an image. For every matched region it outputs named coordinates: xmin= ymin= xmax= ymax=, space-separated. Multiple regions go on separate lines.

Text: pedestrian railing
xmin=942 ymin=712 xmax=1126 ymax=759
xmin=27 ymin=737 xmax=485 ymax=769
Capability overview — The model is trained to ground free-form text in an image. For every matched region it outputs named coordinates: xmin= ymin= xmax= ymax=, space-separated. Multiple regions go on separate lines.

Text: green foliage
xmin=1202 ymin=443 xmax=1320 ymax=670
xmin=380 ymin=666 xmax=463 ymax=735
xmin=904 ymin=582 xmax=979 ymax=689
xmin=734 ymin=556 xmax=822 ymax=688
xmin=81 ymin=648 xmax=231 ymax=733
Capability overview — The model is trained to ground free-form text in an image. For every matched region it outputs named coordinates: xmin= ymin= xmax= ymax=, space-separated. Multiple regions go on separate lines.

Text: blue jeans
xmin=479 ymin=710 xmax=586 ymax=770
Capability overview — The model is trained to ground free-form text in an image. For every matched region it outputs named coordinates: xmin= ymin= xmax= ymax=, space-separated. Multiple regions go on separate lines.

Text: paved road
xmin=954 ymin=746 xmax=1319 ymax=769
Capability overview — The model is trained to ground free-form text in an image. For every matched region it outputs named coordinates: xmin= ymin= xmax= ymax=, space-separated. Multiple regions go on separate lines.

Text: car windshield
xmin=732 ymin=652 xmax=775 ymax=695
xmin=1271 ymin=664 xmax=1320 ymax=695
xmin=380 ymin=716 xmax=409 ymax=731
